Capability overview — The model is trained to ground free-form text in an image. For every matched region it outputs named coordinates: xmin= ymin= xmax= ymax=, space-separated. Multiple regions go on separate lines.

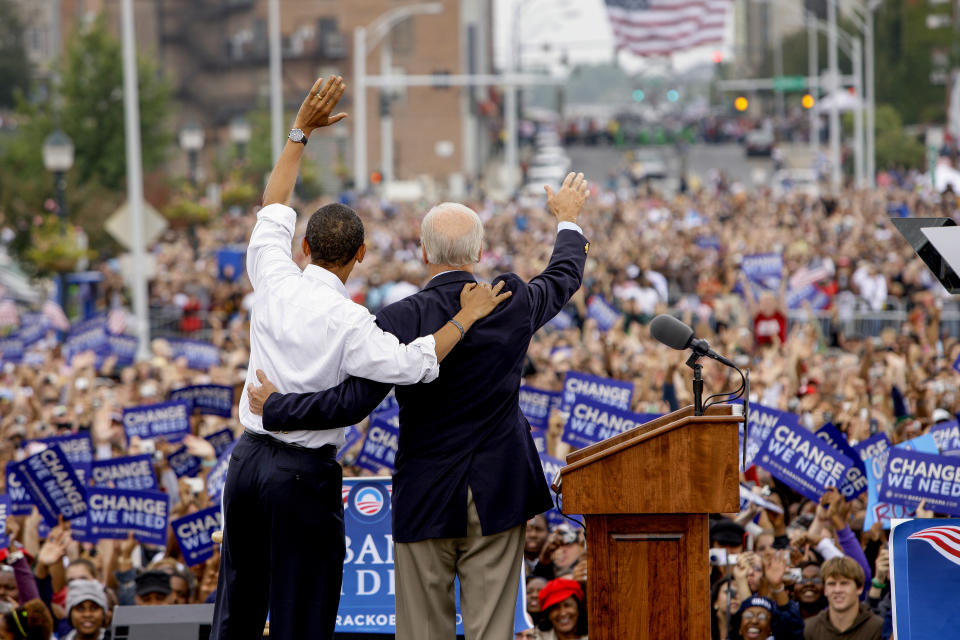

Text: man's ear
xmin=477 ymin=240 xmax=484 ymax=264
xmin=422 ymin=244 xmax=429 ymax=265
xmin=355 ymin=244 xmax=367 ymax=264
xmin=301 ymin=237 xmax=311 ymax=259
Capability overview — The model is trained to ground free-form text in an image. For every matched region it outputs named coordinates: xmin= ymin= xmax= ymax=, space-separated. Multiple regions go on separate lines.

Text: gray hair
xmin=420 ymin=202 xmax=484 ymax=266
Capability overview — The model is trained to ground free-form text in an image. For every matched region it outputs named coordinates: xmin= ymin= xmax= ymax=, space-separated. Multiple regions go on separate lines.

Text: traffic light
xmin=666 ymin=89 xmax=679 ymax=103
xmin=802 ymin=94 xmax=815 ymax=109
xmin=632 ymin=89 xmax=645 ymax=102
xmin=734 ymin=96 xmax=749 ymax=112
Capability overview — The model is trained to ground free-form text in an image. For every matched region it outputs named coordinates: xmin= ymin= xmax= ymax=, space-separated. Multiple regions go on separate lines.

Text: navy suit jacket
xmin=262 ymin=228 xmax=588 ymax=543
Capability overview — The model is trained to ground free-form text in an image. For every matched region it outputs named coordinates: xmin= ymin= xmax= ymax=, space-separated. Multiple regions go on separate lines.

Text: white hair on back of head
xmin=420 ymin=202 xmax=484 ymax=266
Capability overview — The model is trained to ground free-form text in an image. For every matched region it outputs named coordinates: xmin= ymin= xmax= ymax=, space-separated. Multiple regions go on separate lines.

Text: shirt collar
xmin=302 ymin=264 xmax=349 ymax=298
xmin=423 ymin=270 xmax=475 ymax=291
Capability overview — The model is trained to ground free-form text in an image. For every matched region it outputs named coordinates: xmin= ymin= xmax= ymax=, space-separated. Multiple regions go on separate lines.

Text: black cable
xmin=703 ymin=365 xmax=747 ymax=410
xmin=553 ymin=485 xmax=585 ymax=530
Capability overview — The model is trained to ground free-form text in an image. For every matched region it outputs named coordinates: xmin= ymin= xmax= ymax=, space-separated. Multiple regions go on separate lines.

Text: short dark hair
xmin=305 ymin=203 xmax=364 ymax=268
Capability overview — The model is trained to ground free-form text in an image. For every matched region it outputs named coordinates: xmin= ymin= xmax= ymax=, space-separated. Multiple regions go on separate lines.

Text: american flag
xmin=604 ymin=0 xmax=731 ymax=57
xmin=107 ymin=308 xmax=128 ymax=335
xmin=909 ymin=526 xmax=960 ymax=567
xmin=0 ymin=299 xmax=18 ymax=328
xmin=42 ymin=299 xmax=70 ymax=331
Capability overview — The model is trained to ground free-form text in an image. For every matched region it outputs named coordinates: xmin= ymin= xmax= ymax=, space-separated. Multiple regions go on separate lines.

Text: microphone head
xmin=650 ymin=314 xmax=694 ymax=351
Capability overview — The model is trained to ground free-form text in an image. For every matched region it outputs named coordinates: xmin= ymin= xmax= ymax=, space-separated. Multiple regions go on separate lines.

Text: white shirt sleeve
xmin=816 ymin=538 xmax=845 ymax=561
xmin=558 ymin=221 xmax=584 ymax=234
xmin=247 ymin=204 xmax=301 ymax=291
xmin=341 ymin=311 xmax=440 ymax=384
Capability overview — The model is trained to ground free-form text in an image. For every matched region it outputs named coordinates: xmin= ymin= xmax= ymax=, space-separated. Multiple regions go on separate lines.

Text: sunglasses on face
xmin=742 ymin=611 xmax=770 ymax=622
xmin=798 ymin=577 xmax=823 ymax=585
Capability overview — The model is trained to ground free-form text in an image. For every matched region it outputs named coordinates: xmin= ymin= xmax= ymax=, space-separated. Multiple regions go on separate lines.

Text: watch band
xmin=288 ymin=128 xmax=308 ymax=146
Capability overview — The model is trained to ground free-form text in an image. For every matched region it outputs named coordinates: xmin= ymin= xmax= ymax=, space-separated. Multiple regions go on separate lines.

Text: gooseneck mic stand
xmin=688 ymin=352 xmax=704 ymax=416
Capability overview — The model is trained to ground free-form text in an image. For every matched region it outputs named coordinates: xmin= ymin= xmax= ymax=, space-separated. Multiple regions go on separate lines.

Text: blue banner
xmin=890 ymin=518 xmax=960 ymax=640
xmin=0 ymin=496 xmax=9 ymax=548
xmin=880 ymin=448 xmax=960 ymax=516
xmin=786 ymin=284 xmax=830 ymax=310
xmin=205 ymin=429 xmax=236 ymax=459
xmin=122 ymin=401 xmax=192 ymax=443
xmin=107 ymin=334 xmax=138 ymax=368
xmin=0 ymin=336 xmax=24 ymax=363
xmin=863 ymin=447 xmax=913 ymax=531
xmin=64 ymin=318 xmax=108 ymax=362
xmin=337 ymin=426 xmax=364 ymax=463
xmin=374 ymin=391 xmax=398 ymax=415
xmin=356 ymin=408 xmax=400 ymax=473
xmin=739 ymin=402 xmax=800 ymax=467
xmin=16 ymin=313 xmax=49 ymax=348
xmin=169 ymin=385 xmax=234 ymax=417
xmin=586 ymin=295 xmax=620 ymax=332
xmin=756 ymin=421 xmax=854 ymax=502
xmin=216 ymin=246 xmax=246 ymax=282
xmin=206 ymin=441 xmax=237 ymax=502
xmin=6 ymin=467 xmax=34 ymax=516
xmin=538 ymin=453 xmax=578 ymax=530
xmin=562 ymin=396 xmax=657 ymax=449
xmin=931 ymin=420 xmax=960 ymax=457
xmin=172 ymin=505 xmax=221 ymax=567
xmin=815 ymin=423 xmax=868 ymax=498
xmin=85 ymin=488 xmax=169 ymax=545
xmin=546 ymin=309 xmax=575 ymax=332
xmin=741 ymin=253 xmax=783 ymax=292
xmin=561 ymin=371 xmax=633 ymax=414
xmin=15 ymin=447 xmax=88 ymax=526
xmin=530 ymin=428 xmax=547 ymax=454
xmin=90 ymin=454 xmax=157 ymax=491
xmin=167 ymin=445 xmax=203 ymax=478
xmin=169 ymin=339 xmax=220 ymax=371
xmin=855 ymin=433 xmax=891 ymax=463
xmin=519 ymin=386 xmax=560 ymax=431
xmin=36 ymin=433 xmax=94 ymax=484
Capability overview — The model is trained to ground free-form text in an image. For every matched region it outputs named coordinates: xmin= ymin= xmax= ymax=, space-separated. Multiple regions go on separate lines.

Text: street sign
xmin=772 ymin=75 xmax=807 ymax=92
xmin=105 ymin=201 xmax=167 ymax=251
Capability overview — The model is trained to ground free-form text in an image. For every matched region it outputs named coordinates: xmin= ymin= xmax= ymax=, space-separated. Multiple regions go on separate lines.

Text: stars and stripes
xmin=42 ymin=299 xmax=70 ymax=331
xmin=0 ymin=299 xmax=18 ymax=328
xmin=107 ymin=308 xmax=128 ymax=335
xmin=908 ymin=526 xmax=960 ymax=567
xmin=604 ymin=0 xmax=731 ymax=57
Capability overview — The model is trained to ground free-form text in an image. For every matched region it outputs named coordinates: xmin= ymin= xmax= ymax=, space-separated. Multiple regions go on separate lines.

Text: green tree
xmin=0 ymin=0 xmax=30 ymax=108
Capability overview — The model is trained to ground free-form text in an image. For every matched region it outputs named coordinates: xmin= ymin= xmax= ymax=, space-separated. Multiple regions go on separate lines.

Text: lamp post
xmin=179 ymin=122 xmax=205 ymax=186
xmin=229 ymin=116 xmax=251 ymax=161
xmin=42 ymin=129 xmax=74 ymax=312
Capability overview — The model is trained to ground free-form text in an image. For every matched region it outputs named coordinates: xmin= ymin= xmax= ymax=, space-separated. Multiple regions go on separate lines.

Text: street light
xmin=229 ymin=116 xmax=251 ymax=161
xmin=179 ymin=122 xmax=205 ymax=186
xmin=43 ymin=129 xmax=74 ymax=234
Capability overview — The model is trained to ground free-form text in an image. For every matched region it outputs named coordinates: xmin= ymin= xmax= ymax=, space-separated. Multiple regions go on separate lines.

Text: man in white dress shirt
xmin=211 ymin=76 xmax=511 ymax=640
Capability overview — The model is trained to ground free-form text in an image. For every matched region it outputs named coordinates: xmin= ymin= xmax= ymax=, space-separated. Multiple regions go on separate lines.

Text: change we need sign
xmin=169 ymin=385 xmax=234 ymax=418
xmin=560 ymin=372 xmax=633 ymax=415
xmin=356 ymin=408 xmax=400 ymax=473
xmin=756 ymin=421 xmax=854 ymax=501
xmin=815 ymin=423 xmax=868 ymax=499
xmin=16 ymin=447 xmax=88 ymax=526
xmin=122 ymin=401 xmax=191 ymax=443
xmin=880 ymin=449 xmax=960 ymax=516
xmin=167 ymin=446 xmax=202 ymax=478
xmin=205 ymin=429 xmax=235 ymax=458
xmin=206 ymin=441 xmax=237 ymax=502
xmin=168 ymin=339 xmax=220 ymax=371
xmin=586 ymin=295 xmax=620 ymax=332
xmin=172 ymin=505 xmax=221 ymax=567
xmin=6 ymin=467 xmax=34 ymax=516
xmin=90 ymin=454 xmax=157 ymax=491
xmin=741 ymin=252 xmax=783 ymax=292
xmin=519 ymin=386 xmax=561 ymax=431
xmin=562 ymin=396 xmax=658 ymax=449
xmin=0 ymin=496 xmax=11 ymax=548
xmin=36 ymin=433 xmax=94 ymax=484
xmin=931 ymin=420 xmax=960 ymax=457
xmin=740 ymin=402 xmax=800 ymax=467
xmin=85 ymin=488 xmax=169 ymax=545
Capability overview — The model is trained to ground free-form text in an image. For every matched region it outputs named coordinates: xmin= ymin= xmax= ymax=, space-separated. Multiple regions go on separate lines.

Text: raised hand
xmin=459 ymin=281 xmax=513 ymax=322
xmin=544 ymin=172 xmax=589 ymax=224
xmin=293 ymin=76 xmax=348 ymax=135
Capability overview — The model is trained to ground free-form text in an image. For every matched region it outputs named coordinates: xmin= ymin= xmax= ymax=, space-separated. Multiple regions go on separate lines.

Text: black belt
xmin=243 ymin=429 xmax=337 ymax=457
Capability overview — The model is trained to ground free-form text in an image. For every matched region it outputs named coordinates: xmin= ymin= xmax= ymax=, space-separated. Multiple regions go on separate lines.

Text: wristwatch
xmin=288 ymin=128 xmax=308 ymax=146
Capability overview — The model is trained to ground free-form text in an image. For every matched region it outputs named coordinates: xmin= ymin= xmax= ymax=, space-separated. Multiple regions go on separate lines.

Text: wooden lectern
xmin=559 ymin=404 xmax=742 ymax=639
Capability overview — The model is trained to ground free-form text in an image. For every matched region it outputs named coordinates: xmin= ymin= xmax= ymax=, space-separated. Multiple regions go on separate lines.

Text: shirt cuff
xmin=409 ymin=335 xmax=440 ymax=383
xmin=558 ymin=221 xmax=583 ymax=235
xmin=258 ymin=203 xmax=297 ymax=235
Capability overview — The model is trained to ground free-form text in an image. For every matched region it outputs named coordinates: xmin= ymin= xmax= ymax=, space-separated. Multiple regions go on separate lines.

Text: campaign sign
xmin=815 ymin=423 xmax=868 ymax=499
xmin=6 ymin=467 xmax=34 ymax=516
xmin=169 ymin=385 xmax=234 ymax=418
xmin=519 ymin=386 xmax=560 ymax=431
xmin=530 ymin=428 xmax=547 ymax=454
xmin=562 ymin=396 xmax=657 ymax=449
xmin=0 ymin=336 xmax=24 ymax=364
xmin=374 ymin=391 xmax=398 ymax=415
xmin=64 ymin=318 xmax=108 ymax=361
xmin=169 ymin=339 xmax=220 ymax=371
xmin=122 ymin=401 xmax=191 ymax=443
xmin=206 ymin=441 xmax=237 ymax=502
xmin=337 ymin=426 xmax=364 ymax=463
xmin=205 ymin=429 xmax=236 ymax=459
xmin=16 ymin=447 xmax=88 ymax=526
xmin=0 ymin=495 xmax=10 ymax=548
xmin=855 ymin=433 xmax=890 ymax=463
xmin=172 ymin=506 xmax=221 ymax=567
xmin=739 ymin=402 xmax=800 ymax=467
xmin=561 ymin=371 xmax=633 ymax=414
xmin=167 ymin=446 xmax=202 ymax=479
xmin=899 ymin=432 xmax=940 ymax=455
xmin=586 ymin=295 xmax=620 ymax=332
xmin=539 ymin=453 xmax=579 ymax=530
xmin=90 ymin=454 xmax=157 ymax=491
xmin=741 ymin=253 xmax=783 ymax=292
xmin=786 ymin=284 xmax=830 ymax=311
xmin=863 ymin=448 xmax=913 ymax=530
xmin=107 ymin=334 xmax=138 ymax=368
xmin=890 ymin=518 xmax=960 ymax=640
xmin=756 ymin=422 xmax=854 ymax=502
xmin=880 ymin=449 xmax=960 ymax=516
xmin=546 ymin=309 xmax=575 ymax=332
xmin=355 ymin=408 xmax=400 ymax=473
xmin=931 ymin=420 xmax=960 ymax=457
xmin=216 ymin=246 xmax=246 ymax=282
xmin=85 ymin=487 xmax=169 ymax=545
xmin=954 ymin=352 xmax=960 ymax=375
xmin=36 ymin=433 xmax=94 ymax=484
xmin=16 ymin=314 xmax=49 ymax=348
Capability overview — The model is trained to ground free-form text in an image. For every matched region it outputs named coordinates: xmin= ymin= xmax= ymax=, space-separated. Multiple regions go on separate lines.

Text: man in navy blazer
xmin=248 ymin=172 xmax=590 ymax=640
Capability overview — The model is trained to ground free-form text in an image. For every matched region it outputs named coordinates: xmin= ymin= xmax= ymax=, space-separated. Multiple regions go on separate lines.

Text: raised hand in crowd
xmin=544 ymin=171 xmax=589 ymax=224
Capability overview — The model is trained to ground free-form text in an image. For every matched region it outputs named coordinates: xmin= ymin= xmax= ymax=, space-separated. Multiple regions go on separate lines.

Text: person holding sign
xmin=212 ymin=77 xmax=512 ymax=640
xmin=249 ymin=171 xmax=591 ymax=640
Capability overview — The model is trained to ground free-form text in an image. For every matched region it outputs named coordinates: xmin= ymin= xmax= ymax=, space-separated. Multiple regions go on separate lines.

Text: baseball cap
xmin=135 ymin=570 xmax=172 ymax=597
xmin=66 ymin=579 xmax=107 ymax=614
xmin=538 ymin=578 xmax=584 ymax=611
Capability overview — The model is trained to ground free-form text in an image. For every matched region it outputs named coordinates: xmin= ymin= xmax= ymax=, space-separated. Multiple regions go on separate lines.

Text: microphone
xmin=649 ymin=314 xmax=737 ymax=369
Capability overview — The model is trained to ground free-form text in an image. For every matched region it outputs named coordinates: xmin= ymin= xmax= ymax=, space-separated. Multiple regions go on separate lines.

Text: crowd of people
xmin=1 ymin=155 xmax=959 ymax=639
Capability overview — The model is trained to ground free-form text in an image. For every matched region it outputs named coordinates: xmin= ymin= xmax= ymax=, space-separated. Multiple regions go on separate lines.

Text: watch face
xmin=289 ymin=129 xmax=305 ymax=142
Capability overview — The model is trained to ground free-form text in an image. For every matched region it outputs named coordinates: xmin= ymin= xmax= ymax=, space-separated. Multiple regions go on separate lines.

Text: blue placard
xmin=697 ymin=236 xmax=721 ymax=250
xmin=890 ymin=518 xmax=960 ymax=640
xmin=373 ymin=391 xmax=398 ymax=415
xmin=815 ymin=423 xmax=868 ymax=498
xmin=216 ymin=246 xmax=246 ymax=282
xmin=167 ymin=446 xmax=203 ymax=478
xmin=786 ymin=284 xmax=830 ymax=310
xmin=880 ymin=448 xmax=960 ymax=516
xmin=586 ymin=295 xmax=620 ymax=332
xmin=205 ymin=429 xmax=236 ymax=459
xmin=169 ymin=385 xmax=234 ymax=418
xmin=206 ymin=441 xmax=237 ymax=502
xmin=122 ymin=401 xmax=192 ymax=443
xmin=168 ymin=339 xmax=220 ymax=371
xmin=863 ymin=446 xmax=913 ymax=531
xmin=16 ymin=313 xmax=49 ymax=348
xmin=538 ymin=453 xmax=578 ymax=530
xmin=954 ymin=352 xmax=960 ymax=375
xmin=562 ymin=396 xmax=657 ymax=449
xmin=36 ymin=433 xmax=93 ymax=484
xmin=64 ymin=318 xmax=108 ymax=362
xmin=739 ymin=402 xmax=800 ymax=467
xmin=336 ymin=426 xmax=364 ymax=463
xmin=931 ymin=420 xmax=960 ymax=456
xmin=356 ymin=408 xmax=399 ymax=473
xmin=519 ymin=386 xmax=560 ymax=431
xmin=755 ymin=421 xmax=854 ymax=502
xmin=89 ymin=454 xmax=157 ymax=491
xmin=85 ymin=487 xmax=169 ymax=545
xmin=741 ymin=253 xmax=783 ymax=292
xmin=0 ymin=495 xmax=10 ymax=548
xmin=107 ymin=334 xmax=138 ymax=368
xmin=561 ymin=371 xmax=633 ymax=414
xmin=546 ymin=310 xmax=575 ymax=332
xmin=855 ymin=433 xmax=891 ymax=462
xmin=172 ymin=505 xmax=221 ymax=567
xmin=530 ymin=428 xmax=547 ymax=454
xmin=0 ymin=336 xmax=24 ymax=364
xmin=15 ymin=447 xmax=88 ymax=526
xmin=6 ymin=467 xmax=34 ymax=516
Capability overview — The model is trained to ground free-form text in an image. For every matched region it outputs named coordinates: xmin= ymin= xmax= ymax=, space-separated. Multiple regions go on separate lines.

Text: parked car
xmin=745 ymin=129 xmax=774 ymax=156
